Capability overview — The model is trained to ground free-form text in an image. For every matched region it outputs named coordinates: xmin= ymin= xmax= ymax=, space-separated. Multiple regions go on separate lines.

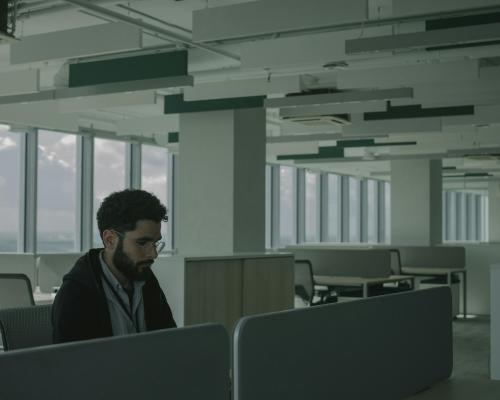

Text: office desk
xmin=34 ymin=292 xmax=55 ymax=305
xmin=401 ymin=267 xmax=467 ymax=318
xmin=314 ymin=275 xmax=415 ymax=298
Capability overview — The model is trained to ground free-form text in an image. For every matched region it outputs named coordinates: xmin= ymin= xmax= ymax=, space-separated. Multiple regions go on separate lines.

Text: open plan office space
xmin=1 ymin=0 xmax=500 ymax=399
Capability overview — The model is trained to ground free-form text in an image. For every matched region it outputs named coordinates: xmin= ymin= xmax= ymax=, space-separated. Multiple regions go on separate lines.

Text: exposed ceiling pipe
xmin=17 ymin=0 xmax=118 ymax=18
xmin=61 ymin=0 xmax=240 ymax=63
xmin=116 ymin=3 xmax=192 ymax=35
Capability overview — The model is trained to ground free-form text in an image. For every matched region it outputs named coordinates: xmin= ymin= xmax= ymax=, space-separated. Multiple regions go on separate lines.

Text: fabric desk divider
xmin=233 ymin=287 xmax=453 ymax=400
xmin=0 ymin=323 xmax=230 ymax=400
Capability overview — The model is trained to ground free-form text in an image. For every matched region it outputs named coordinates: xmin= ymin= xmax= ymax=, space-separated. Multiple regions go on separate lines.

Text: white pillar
xmin=489 ymin=182 xmax=500 ymax=243
xmin=390 ymin=159 xmax=442 ymax=246
xmin=178 ymin=108 xmax=266 ymax=255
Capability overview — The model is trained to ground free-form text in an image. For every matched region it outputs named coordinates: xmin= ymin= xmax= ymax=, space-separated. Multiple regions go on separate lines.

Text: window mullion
xmin=18 ymin=128 xmax=37 ymax=254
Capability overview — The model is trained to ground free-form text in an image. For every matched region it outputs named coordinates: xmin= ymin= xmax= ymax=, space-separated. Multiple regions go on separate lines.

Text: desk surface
xmin=314 ymin=274 xmax=414 ymax=287
xmin=402 ymin=267 xmax=466 ymax=275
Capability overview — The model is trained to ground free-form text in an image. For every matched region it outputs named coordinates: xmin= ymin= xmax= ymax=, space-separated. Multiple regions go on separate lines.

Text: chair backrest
xmin=0 ymin=304 xmax=53 ymax=351
xmin=0 ymin=273 xmax=34 ymax=309
xmin=294 ymin=260 xmax=314 ymax=304
xmin=389 ymin=249 xmax=402 ymax=275
xmin=36 ymin=253 xmax=82 ymax=293
xmin=0 ymin=253 xmax=37 ymax=289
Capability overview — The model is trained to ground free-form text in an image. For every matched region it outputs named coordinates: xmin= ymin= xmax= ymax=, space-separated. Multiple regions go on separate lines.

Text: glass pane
xmin=367 ymin=180 xmax=378 ymax=243
xmin=279 ymin=166 xmax=296 ymax=247
xmin=141 ymin=144 xmax=169 ymax=247
xmin=447 ymin=192 xmax=457 ymax=241
xmin=265 ymin=165 xmax=271 ymax=249
xmin=304 ymin=171 xmax=320 ymax=242
xmin=442 ymin=191 xmax=447 ymax=241
xmin=348 ymin=177 xmax=361 ymax=242
xmin=93 ymin=139 xmax=126 ymax=247
xmin=483 ymin=195 xmax=489 ymax=242
xmin=457 ymin=192 xmax=467 ymax=241
xmin=0 ymin=127 xmax=21 ymax=252
xmin=37 ymin=130 xmax=77 ymax=253
xmin=467 ymin=193 xmax=476 ymax=241
xmin=327 ymin=174 xmax=341 ymax=242
xmin=384 ymin=182 xmax=391 ymax=244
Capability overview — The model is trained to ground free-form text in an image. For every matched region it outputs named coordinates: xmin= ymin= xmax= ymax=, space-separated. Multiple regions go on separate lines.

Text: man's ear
xmin=102 ymin=229 xmax=117 ymax=250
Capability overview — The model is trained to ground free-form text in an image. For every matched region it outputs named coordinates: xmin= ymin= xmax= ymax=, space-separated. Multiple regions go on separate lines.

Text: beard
xmin=112 ymin=239 xmax=153 ymax=282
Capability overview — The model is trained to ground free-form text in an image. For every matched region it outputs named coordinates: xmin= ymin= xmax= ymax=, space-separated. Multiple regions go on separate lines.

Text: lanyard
xmin=100 ymin=269 xmax=140 ymax=333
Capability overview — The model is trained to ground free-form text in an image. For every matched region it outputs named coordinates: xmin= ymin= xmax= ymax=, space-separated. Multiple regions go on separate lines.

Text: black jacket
xmin=52 ymin=249 xmax=176 ymax=343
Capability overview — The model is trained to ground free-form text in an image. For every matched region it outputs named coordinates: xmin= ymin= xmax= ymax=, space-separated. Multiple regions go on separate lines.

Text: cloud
xmin=0 ymin=137 xmax=16 ymax=152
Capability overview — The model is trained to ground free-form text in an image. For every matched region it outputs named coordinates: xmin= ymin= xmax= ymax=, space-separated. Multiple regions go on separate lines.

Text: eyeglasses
xmin=112 ymin=230 xmax=166 ymax=254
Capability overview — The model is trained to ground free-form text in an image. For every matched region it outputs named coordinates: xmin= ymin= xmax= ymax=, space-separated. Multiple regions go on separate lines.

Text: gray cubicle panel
xmin=0 ymin=324 xmax=230 ymax=400
xmin=36 ymin=253 xmax=83 ymax=292
xmin=233 ymin=287 xmax=452 ymax=400
xmin=398 ymin=246 xmax=465 ymax=269
xmin=289 ymin=248 xmax=392 ymax=277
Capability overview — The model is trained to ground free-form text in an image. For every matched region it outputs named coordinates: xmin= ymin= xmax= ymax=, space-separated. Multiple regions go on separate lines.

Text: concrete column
xmin=178 ymin=108 xmax=266 ymax=255
xmin=390 ymin=159 xmax=442 ymax=246
xmin=488 ymin=182 xmax=500 ymax=242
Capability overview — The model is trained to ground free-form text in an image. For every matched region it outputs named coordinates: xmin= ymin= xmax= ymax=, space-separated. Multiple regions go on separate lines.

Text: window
xmin=93 ymin=138 xmax=126 ymax=247
xmin=457 ymin=192 xmax=467 ymax=241
xmin=444 ymin=190 xmax=488 ymax=242
xmin=348 ymin=177 xmax=361 ymax=242
xmin=384 ymin=182 xmax=391 ymax=244
xmin=304 ymin=171 xmax=320 ymax=242
xmin=141 ymin=144 xmax=169 ymax=246
xmin=265 ymin=165 xmax=271 ymax=249
xmin=327 ymin=174 xmax=341 ymax=242
xmin=366 ymin=179 xmax=378 ymax=243
xmin=37 ymin=130 xmax=77 ymax=252
xmin=279 ymin=166 xmax=297 ymax=246
xmin=466 ymin=194 xmax=477 ymax=241
xmin=0 ymin=126 xmax=21 ymax=252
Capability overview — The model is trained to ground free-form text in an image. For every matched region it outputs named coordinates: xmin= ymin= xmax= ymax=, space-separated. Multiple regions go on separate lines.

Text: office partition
xmin=234 ymin=287 xmax=452 ymax=400
xmin=0 ymin=324 xmax=230 ymax=400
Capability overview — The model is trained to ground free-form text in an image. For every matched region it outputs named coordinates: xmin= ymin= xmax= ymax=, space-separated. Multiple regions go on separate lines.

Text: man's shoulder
xmin=63 ymin=249 xmax=102 ymax=286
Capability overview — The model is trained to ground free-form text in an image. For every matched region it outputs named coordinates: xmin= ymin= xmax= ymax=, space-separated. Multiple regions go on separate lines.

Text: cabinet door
xmin=242 ymin=256 xmax=294 ymax=316
xmin=184 ymin=259 xmax=242 ymax=333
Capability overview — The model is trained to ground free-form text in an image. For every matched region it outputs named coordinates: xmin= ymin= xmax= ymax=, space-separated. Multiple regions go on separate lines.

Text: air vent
xmin=281 ymin=114 xmax=351 ymax=127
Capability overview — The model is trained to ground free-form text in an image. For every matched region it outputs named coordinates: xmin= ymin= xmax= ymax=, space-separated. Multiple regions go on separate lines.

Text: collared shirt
xmin=99 ymin=251 xmax=146 ymax=336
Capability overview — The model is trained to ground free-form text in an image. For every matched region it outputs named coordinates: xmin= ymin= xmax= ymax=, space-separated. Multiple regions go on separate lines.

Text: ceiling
xmin=1 ymin=0 xmax=500 ymax=191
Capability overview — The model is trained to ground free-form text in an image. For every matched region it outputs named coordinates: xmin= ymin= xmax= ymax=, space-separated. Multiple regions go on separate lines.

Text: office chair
xmin=294 ymin=260 xmax=336 ymax=306
xmin=0 ymin=273 xmax=35 ymax=310
xmin=0 ymin=304 xmax=53 ymax=351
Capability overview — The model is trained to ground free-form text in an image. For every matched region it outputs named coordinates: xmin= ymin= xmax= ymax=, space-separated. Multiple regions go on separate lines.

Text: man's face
xmin=112 ymin=220 xmax=162 ymax=282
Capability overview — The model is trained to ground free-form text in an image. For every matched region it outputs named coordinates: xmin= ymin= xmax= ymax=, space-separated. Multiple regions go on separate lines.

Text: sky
xmin=0 ymin=129 xmax=169 ymax=244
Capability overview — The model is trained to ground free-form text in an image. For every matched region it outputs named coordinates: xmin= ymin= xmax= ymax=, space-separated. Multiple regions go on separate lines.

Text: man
xmin=52 ymin=189 xmax=176 ymax=343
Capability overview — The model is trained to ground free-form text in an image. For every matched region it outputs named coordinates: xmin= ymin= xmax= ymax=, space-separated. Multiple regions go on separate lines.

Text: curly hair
xmin=96 ymin=189 xmax=168 ymax=237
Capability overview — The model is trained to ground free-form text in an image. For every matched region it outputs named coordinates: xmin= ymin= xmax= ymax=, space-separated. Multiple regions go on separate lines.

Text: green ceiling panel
xmin=164 ymin=94 xmax=265 ymax=114
xmin=277 ymin=146 xmax=344 ymax=161
xmin=69 ymin=50 xmax=188 ymax=87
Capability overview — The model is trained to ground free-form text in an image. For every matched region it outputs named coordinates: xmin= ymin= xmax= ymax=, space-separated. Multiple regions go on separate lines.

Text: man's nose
xmin=146 ymin=245 xmax=158 ymax=259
